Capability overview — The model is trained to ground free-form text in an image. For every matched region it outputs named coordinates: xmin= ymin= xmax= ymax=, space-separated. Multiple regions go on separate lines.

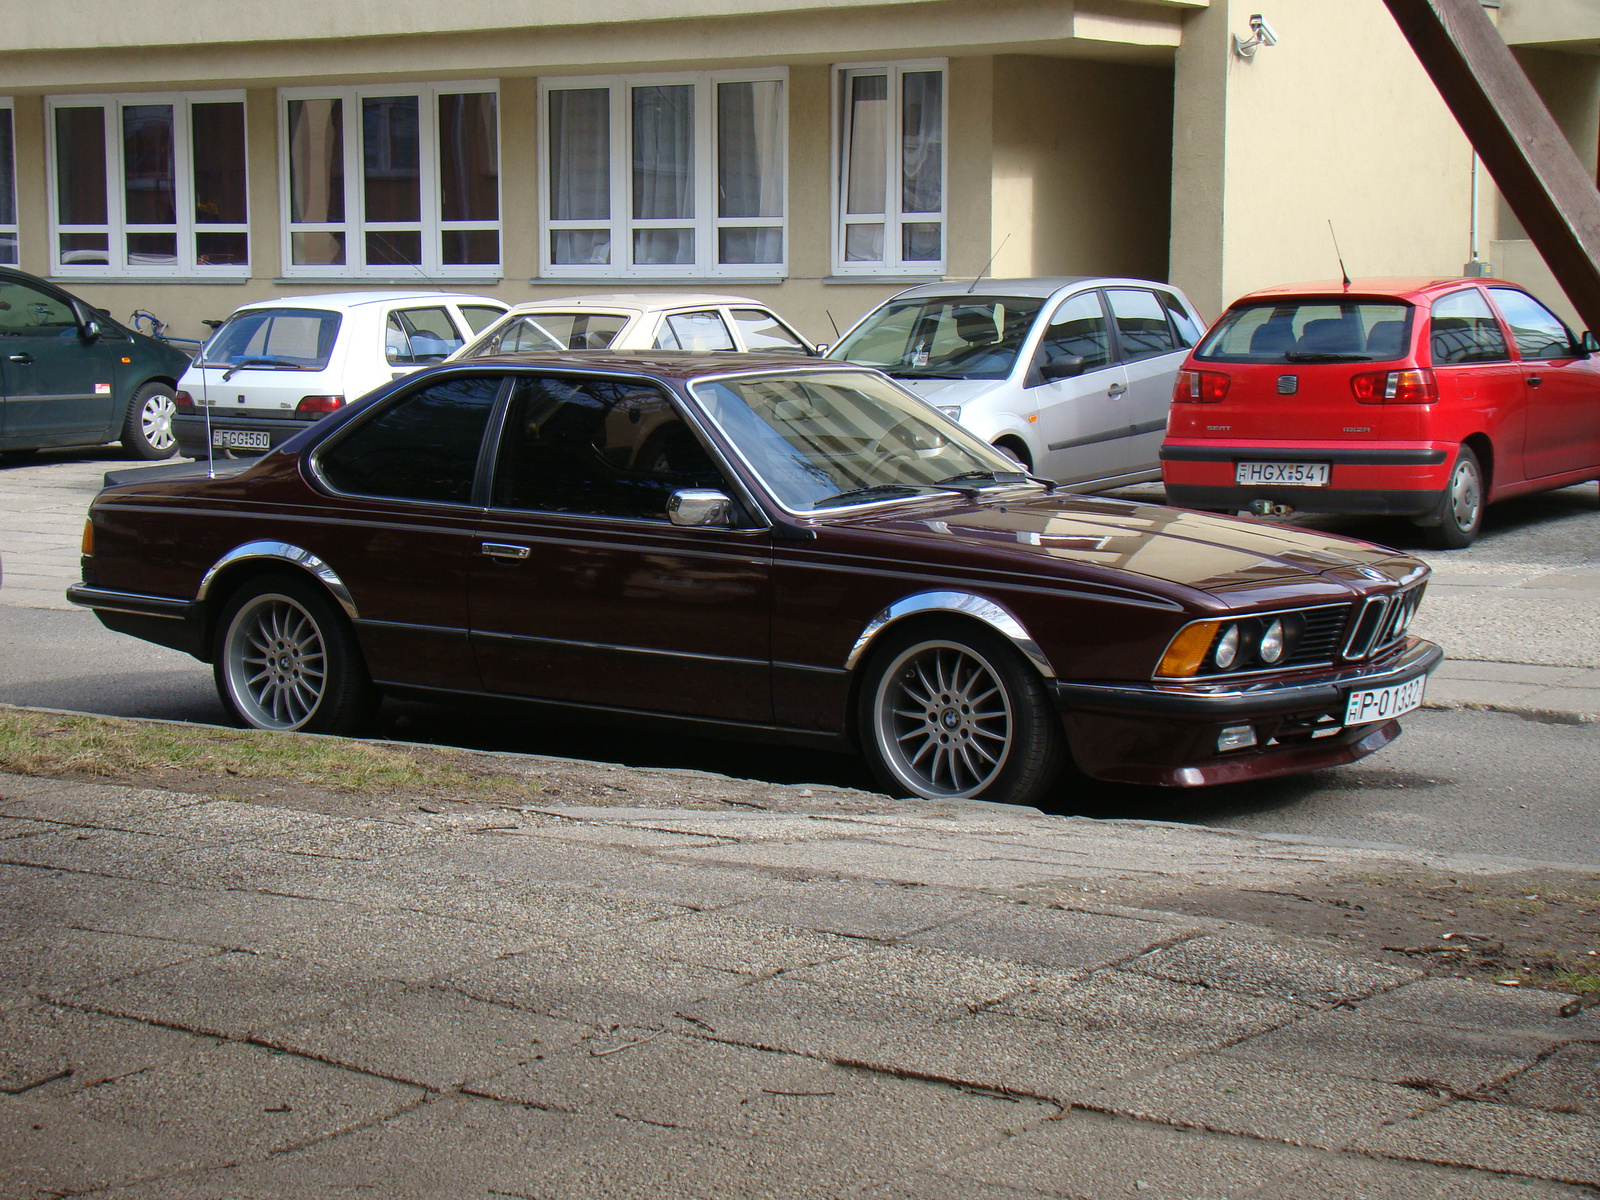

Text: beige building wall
xmin=989 ymin=55 xmax=1173 ymax=282
xmin=1171 ymin=0 xmax=1475 ymax=319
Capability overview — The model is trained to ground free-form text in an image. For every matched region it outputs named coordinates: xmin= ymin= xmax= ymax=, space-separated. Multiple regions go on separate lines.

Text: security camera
xmin=1250 ymin=14 xmax=1279 ymax=47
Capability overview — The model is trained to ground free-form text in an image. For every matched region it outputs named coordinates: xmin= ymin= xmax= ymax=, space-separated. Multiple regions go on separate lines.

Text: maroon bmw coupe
xmin=66 ymin=352 xmax=1441 ymax=806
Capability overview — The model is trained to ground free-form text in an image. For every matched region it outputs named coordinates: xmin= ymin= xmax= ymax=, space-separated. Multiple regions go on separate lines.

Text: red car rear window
xmin=1195 ymin=300 xmax=1413 ymax=364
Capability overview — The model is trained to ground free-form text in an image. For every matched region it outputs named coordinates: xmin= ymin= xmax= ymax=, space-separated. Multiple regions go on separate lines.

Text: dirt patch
xmin=1096 ymin=869 xmax=1600 ymax=998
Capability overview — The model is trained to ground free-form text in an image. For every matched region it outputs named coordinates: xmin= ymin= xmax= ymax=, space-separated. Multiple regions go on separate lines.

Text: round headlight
xmin=1259 ymin=618 xmax=1285 ymax=664
xmin=1214 ymin=624 xmax=1240 ymax=669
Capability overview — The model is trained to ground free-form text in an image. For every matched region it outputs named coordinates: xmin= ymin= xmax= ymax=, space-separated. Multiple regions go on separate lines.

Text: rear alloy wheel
xmin=121 ymin=382 xmax=179 ymax=460
xmin=858 ymin=623 xmax=1065 ymax=806
xmin=1420 ymin=444 xmax=1484 ymax=549
xmin=213 ymin=573 xmax=376 ymax=734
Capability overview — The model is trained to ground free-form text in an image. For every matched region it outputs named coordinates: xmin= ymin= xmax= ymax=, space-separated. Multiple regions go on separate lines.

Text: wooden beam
xmin=1383 ymin=0 xmax=1600 ymax=333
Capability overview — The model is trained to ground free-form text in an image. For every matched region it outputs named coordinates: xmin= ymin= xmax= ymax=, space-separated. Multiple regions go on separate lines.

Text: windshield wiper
xmin=937 ymin=469 xmax=1029 ymax=488
xmin=813 ymin=484 xmax=930 ymax=509
xmin=889 ymin=370 xmax=968 ymax=380
xmin=1282 ymin=351 xmax=1373 ymax=362
xmin=216 ymin=357 xmax=312 ymax=380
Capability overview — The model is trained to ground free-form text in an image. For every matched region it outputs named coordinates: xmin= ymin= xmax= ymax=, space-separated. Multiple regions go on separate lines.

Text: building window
xmin=540 ymin=70 xmax=787 ymax=278
xmin=0 ymin=100 xmax=16 ymax=265
xmin=44 ymin=92 xmax=248 ymax=277
xmin=832 ymin=61 xmax=946 ymax=275
xmin=280 ymin=82 xmax=500 ymax=278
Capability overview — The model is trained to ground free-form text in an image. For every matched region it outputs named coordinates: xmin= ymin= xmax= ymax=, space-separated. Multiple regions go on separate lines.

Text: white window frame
xmin=44 ymin=90 xmax=249 ymax=279
xmin=278 ymin=80 xmax=502 ymax=280
xmin=538 ymin=68 xmax=789 ymax=280
xmin=830 ymin=59 xmax=948 ymax=277
xmin=0 ymin=98 xmax=16 ymax=266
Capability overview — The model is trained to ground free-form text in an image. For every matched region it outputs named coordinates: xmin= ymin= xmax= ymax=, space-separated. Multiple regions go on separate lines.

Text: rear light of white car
xmin=1351 ymin=368 xmax=1437 ymax=404
xmin=173 ymin=390 xmax=195 ymax=410
xmin=295 ymin=395 xmax=345 ymax=418
xmin=1174 ymin=370 xmax=1230 ymax=403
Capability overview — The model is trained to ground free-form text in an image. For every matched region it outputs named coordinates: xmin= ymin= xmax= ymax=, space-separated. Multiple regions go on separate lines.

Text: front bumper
xmin=173 ymin=413 xmax=313 ymax=458
xmin=1053 ymin=638 xmax=1443 ymax=787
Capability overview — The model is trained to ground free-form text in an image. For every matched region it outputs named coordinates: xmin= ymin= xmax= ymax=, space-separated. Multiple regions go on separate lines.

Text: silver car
xmin=825 ymin=277 xmax=1204 ymax=490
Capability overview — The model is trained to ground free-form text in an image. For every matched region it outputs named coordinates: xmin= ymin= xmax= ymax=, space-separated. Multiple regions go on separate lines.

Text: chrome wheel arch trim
xmin=197 ymin=541 xmax=358 ymax=620
xmin=844 ymin=590 xmax=1056 ymax=679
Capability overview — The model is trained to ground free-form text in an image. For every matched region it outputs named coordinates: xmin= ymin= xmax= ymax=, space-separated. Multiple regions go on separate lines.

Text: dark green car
xmin=1 ymin=267 xmax=194 ymax=460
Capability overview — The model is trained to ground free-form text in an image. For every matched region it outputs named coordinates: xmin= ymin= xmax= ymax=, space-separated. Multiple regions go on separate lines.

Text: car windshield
xmin=466 ymin=312 xmax=628 ymax=356
xmin=1195 ymin=300 xmax=1413 ymax=364
xmin=827 ymin=296 xmax=1046 ymax=380
xmin=199 ymin=308 xmax=342 ymax=370
xmin=691 ymin=370 xmax=1030 ymax=512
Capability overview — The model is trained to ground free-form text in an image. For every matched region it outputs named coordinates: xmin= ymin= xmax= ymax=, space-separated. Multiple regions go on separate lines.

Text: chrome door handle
xmin=6 ymin=353 xmax=33 ymax=364
xmin=1526 ymin=375 xmax=1543 ymax=387
xmin=481 ymin=542 xmax=530 ymax=560
xmin=1107 ymin=382 xmax=1128 ymax=397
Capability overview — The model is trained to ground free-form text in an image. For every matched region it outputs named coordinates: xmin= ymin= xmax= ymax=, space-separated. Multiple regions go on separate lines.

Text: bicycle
xmin=129 ymin=309 xmax=209 ymax=360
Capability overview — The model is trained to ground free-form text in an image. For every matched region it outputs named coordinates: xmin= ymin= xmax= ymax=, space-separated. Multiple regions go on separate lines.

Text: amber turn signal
xmin=1155 ymin=619 xmax=1222 ymax=678
xmin=81 ymin=519 xmax=94 ymax=556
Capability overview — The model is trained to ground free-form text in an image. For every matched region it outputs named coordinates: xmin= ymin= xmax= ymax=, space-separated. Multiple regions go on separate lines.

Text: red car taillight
xmin=1174 ymin=370 xmax=1230 ymax=403
xmin=295 ymin=395 xmax=345 ymax=418
xmin=173 ymin=390 xmax=195 ymax=410
xmin=1351 ymin=368 xmax=1437 ymax=404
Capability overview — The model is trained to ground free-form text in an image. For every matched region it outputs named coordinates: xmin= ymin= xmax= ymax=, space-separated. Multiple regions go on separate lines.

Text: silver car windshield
xmin=826 ymin=296 xmax=1045 ymax=380
xmin=198 ymin=308 xmax=341 ymax=370
xmin=691 ymin=371 xmax=1031 ymax=512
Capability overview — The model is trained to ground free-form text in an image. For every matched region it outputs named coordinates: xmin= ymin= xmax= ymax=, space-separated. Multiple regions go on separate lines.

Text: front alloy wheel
xmin=859 ymin=624 xmax=1066 ymax=806
xmin=213 ymin=573 xmax=375 ymax=734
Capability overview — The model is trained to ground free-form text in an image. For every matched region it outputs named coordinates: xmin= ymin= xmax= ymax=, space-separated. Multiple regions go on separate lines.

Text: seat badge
xmin=1277 ymin=375 xmax=1298 ymax=394
xmin=237 ymin=394 xmax=247 ymax=404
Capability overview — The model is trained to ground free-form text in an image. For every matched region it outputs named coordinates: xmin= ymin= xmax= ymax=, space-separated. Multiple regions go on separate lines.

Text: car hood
xmin=888 ymin=376 xmax=1011 ymax=408
xmin=839 ymin=492 xmax=1417 ymax=593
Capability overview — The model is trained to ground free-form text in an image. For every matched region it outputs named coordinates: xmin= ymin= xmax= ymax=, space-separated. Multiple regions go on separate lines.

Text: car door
xmin=1488 ymin=287 xmax=1600 ymax=478
xmin=0 ymin=276 xmax=119 ymax=442
xmin=652 ymin=309 xmax=737 ymax=352
xmin=1027 ymin=290 xmax=1130 ymax=485
xmin=726 ymin=307 xmax=814 ymax=354
xmin=1427 ymin=287 xmax=1525 ymax=481
xmin=1105 ymin=286 xmax=1188 ymax=475
xmin=384 ymin=303 xmax=470 ymax=386
xmin=469 ymin=372 xmax=773 ymax=723
xmin=307 ymin=371 xmax=504 ymax=692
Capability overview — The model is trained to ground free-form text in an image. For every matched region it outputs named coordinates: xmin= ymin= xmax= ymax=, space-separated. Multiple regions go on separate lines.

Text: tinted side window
xmin=0 ymin=279 xmax=76 ymax=333
xmin=459 ymin=305 xmax=505 ymax=334
xmin=1160 ymin=292 xmax=1203 ymax=347
xmin=1430 ymin=289 xmax=1508 ymax=364
xmin=319 ymin=375 xmax=499 ymax=504
xmin=1489 ymin=289 xmax=1573 ymax=360
xmin=1106 ymin=288 xmax=1179 ymax=362
xmin=1038 ymin=292 xmax=1110 ymax=374
xmin=654 ymin=310 xmax=735 ymax=351
xmin=491 ymin=377 xmax=725 ymax=519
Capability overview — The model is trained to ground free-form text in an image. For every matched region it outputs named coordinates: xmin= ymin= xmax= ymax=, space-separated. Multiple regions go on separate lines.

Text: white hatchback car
xmin=452 ymin=293 xmax=816 ymax=359
xmin=825 ymin=278 xmax=1204 ymax=490
xmin=172 ymin=291 xmax=507 ymax=457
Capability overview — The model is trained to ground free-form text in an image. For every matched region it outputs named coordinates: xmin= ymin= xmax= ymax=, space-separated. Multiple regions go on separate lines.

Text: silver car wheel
xmin=872 ymin=639 xmax=1014 ymax=799
xmin=1449 ymin=455 xmax=1481 ymax=531
xmin=223 ymin=592 xmax=328 ymax=730
xmin=140 ymin=392 xmax=177 ymax=452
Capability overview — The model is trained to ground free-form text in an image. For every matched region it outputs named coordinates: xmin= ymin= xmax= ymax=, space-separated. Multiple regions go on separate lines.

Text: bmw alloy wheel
xmin=223 ymin=592 xmax=328 ymax=730
xmin=872 ymin=639 xmax=1014 ymax=798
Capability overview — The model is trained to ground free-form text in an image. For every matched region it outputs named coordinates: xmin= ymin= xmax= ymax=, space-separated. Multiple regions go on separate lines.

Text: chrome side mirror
xmin=667 ymin=488 xmax=733 ymax=528
xmin=814 ymin=343 xmax=830 ymax=355
xmin=1582 ymin=330 xmax=1599 ymax=355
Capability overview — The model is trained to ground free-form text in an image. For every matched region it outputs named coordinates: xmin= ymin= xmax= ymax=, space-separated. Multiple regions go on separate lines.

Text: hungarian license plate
xmin=1235 ymin=461 xmax=1330 ymax=486
xmin=213 ymin=429 xmax=270 ymax=449
xmin=1344 ymin=675 xmax=1426 ymax=726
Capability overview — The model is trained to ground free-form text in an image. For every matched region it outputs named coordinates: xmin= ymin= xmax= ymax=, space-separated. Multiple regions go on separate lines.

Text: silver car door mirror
xmin=667 ymin=488 xmax=733 ymax=527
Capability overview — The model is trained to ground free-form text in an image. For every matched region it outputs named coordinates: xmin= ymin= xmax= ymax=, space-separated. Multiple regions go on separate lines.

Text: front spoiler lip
xmin=1054 ymin=638 xmax=1443 ymax=718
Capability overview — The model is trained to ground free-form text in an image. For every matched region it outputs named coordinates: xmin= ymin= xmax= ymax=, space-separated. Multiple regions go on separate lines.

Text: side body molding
xmin=197 ymin=541 xmax=359 ymax=619
xmin=844 ymin=590 xmax=1056 ymax=679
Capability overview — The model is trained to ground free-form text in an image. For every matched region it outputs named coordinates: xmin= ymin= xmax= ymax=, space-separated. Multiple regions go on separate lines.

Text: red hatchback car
xmin=1161 ymin=278 xmax=1600 ymax=547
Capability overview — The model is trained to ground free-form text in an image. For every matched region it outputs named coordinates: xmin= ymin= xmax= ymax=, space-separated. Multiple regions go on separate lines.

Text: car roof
xmin=455 ymin=349 xmax=846 ymax=379
xmin=1230 ymin=277 xmax=1502 ymax=304
xmin=497 ymin=293 xmax=769 ymax=315
xmin=229 ymin=291 xmax=505 ymax=314
xmin=888 ymin=276 xmax=1181 ymax=300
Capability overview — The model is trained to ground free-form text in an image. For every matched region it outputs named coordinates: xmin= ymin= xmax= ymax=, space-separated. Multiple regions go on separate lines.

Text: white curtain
xmin=900 ymin=71 xmax=942 ymax=215
xmin=549 ymin=89 xmax=610 ymax=222
xmin=632 ymin=84 xmax=694 ymax=221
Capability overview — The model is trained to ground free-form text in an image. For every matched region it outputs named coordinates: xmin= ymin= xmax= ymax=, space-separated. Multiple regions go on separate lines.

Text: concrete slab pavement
xmin=1 ymin=770 xmax=1595 ymax=1198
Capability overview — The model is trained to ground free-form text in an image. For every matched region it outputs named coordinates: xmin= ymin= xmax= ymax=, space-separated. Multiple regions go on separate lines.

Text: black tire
xmin=856 ymin=621 xmax=1066 ymax=806
xmin=992 ymin=439 xmax=1032 ymax=471
xmin=212 ymin=572 xmax=377 ymax=735
xmin=1418 ymin=444 xmax=1484 ymax=549
xmin=121 ymin=382 xmax=179 ymax=460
